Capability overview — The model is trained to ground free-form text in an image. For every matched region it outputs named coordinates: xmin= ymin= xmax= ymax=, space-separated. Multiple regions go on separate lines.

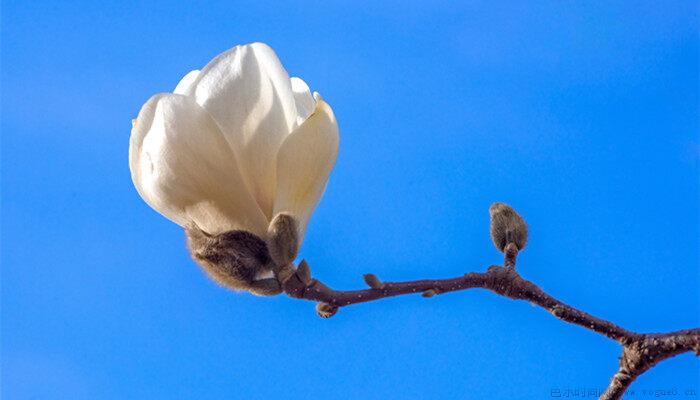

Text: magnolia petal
xmin=273 ymin=93 xmax=339 ymax=242
xmin=174 ymin=70 xmax=200 ymax=95
xmin=129 ymin=93 xmax=269 ymax=237
xmin=290 ymin=77 xmax=315 ymax=127
xmin=183 ymin=43 xmax=298 ymax=219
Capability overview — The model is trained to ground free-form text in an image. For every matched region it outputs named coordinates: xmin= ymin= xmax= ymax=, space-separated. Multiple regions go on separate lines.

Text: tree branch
xmin=600 ymin=328 xmax=700 ymax=400
xmin=281 ymin=253 xmax=699 ymax=400
xmin=276 ymin=208 xmax=698 ymax=399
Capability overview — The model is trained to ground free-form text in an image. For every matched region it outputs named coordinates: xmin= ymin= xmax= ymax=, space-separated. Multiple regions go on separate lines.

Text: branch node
xmin=280 ymin=260 xmax=314 ymax=298
xmin=296 ymin=260 xmax=312 ymax=285
xmin=551 ymin=305 xmax=565 ymax=318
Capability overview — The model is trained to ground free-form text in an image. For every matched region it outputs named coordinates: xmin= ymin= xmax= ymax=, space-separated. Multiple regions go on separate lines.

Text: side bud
xmin=267 ymin=213 xmax=299 ymax=268
xmin=363 ymin=274 xmax=383 ymax=289
xmin=489 ymin=203 xmax=528 ymax=252
xmin=316 ymin=303 xmax=338 ymax=318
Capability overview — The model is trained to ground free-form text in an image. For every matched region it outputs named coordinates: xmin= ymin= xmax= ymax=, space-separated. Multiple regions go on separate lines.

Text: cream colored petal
xmin=290 ymin=77 xmax=315 ymax=127
xmin=129 ymin=93 xmax=269 ymax=237
xmin=174 ymin=70 xmax=200 ymax=95
xmin=273 ymin=93 xmax=339 ymax=242
xmin=183 ymin=43 xmax=299 ymax=219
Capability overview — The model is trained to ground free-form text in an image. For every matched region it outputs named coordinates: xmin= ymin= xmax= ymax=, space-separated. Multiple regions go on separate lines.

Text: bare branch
xmin=281 ymin=262 xmax=699 ymax=400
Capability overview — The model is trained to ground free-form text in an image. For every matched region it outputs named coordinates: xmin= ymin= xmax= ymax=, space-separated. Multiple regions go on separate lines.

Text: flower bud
xmin=129 ymin=43 xmax=340 ymax=296
xmin=489 ymin=203 xmax=528 ymax=252
xmin=267 ymin=213 xmax=299 ymax=267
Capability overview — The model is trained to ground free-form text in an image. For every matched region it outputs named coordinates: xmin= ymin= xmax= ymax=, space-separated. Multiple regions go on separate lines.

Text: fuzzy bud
xmin=316 ymin=303 xmax=338 ymax=318
xmin=489 ymin=203 xmax=528 ymax=252
xmin=267 ymin=213 xmax=299 ymax=267
xmin=363 ymin=274 xmax=383 ymax=289
xmin=185 ymin=227 xmax=282 ymax=296
xmin=422 ymin=289 xmax=436 ymax=298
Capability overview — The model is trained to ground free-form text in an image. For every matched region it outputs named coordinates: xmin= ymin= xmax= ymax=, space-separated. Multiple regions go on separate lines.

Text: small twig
xmin=503 ymin=242 xmax=518 ymax=270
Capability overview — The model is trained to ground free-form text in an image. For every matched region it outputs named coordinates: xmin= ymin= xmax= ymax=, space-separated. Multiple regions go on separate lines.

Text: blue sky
xmin=2 ymin=1 xmax=698 ymax=398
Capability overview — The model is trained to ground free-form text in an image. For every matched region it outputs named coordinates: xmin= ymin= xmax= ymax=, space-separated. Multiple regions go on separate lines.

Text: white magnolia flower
xmin=129 ymin=42 xmax=339 ymax=245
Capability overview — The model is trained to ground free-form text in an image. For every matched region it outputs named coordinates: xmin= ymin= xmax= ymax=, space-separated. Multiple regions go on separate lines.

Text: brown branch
xmin=600 ymin=329 xmax=700 ymax=400
xmin=280 ymin=251 xmax=699 ymax=400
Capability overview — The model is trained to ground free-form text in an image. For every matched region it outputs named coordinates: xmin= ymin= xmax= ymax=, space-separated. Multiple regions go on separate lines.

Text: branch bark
xmin=280 ymin=252 xmax=699 ymax=400
xmin=600 ymin=329 xmax=700 ymax=399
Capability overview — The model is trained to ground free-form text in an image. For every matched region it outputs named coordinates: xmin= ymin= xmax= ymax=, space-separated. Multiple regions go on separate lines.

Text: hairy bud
xmin=316 ymin=303 xmax=338 ymax=318
xmin=267 ymin=213 xmax=299 ymax=268
xmin=185 ymin=227 xmax=281 ymax=296
xmin=489 ymin=203 xmax=528 ymax=252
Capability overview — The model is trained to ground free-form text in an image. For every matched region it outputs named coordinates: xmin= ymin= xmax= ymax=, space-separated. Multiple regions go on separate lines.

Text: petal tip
xmin=174 ymin=69 xmax=201 ymax=94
